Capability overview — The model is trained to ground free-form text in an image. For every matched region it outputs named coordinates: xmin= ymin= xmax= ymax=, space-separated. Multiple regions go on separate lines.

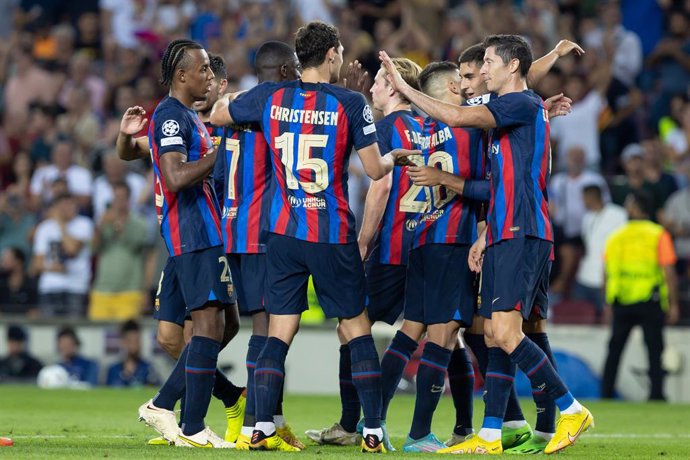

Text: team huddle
xmin=116 ymin=20 xmax=593 ymax=455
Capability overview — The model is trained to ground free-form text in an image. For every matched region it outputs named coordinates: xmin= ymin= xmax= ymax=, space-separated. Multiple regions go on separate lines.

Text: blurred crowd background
xmin=0 ymin=0 xmax=689 ymax=334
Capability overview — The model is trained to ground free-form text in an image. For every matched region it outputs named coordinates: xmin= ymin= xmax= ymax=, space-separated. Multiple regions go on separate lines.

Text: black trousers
xmin=601 ymin=300 xmax=666 ymax=400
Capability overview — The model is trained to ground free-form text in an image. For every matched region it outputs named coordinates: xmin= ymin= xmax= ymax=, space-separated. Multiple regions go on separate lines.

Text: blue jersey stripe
xmin=323 ymin=93 xmax=341 ymax=242
xmin=532 ymin=111 xmax=547 ymax=238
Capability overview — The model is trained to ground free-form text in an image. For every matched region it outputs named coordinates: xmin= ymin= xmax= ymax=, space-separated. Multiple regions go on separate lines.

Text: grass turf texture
xmin=1 ymin=385 xmax=688 ymax=458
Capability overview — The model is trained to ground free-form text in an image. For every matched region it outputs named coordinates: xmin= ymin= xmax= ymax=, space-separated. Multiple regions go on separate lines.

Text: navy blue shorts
xmin=154 ymin=246 xmax=236 ymax=326
xmin=478 ymin=237 xmax=551 ymax=320
xmin=404 ymin=244 xmax=477 ymax=326
xmin=228 ymin=253 xmax=266 ymax=315
xmin=265 ymin=233 xmax=366 ymax=319
xmin=365 ymin=255 xmax=407 ymax=325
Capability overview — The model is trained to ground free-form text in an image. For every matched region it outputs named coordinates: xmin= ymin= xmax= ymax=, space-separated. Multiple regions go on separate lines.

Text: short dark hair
xmin=418 ymin=61 xmax=459 ymax=95
xmin=120 ymin=319 xmax=140 ymax=335
xmin=295 ymin=21 xmax=340 ymax=69
xmin=209 ymin=54 xmax=227 ymax=80
xmin=160 ymin=39 xmax=204 ymax=87
xmin=6 ymin=247 xmax=26 ymax=265
xmin=583 ymin=184 xmax=603 ymax=201
xmin=8 ymin=324 xmax=27 ymax=342
xmin=255 ymin=41 xmax=296 ymax=71
xmin=57 ymin=326 xmax=80 ymax=346
xmin=628 ymin=189 xmax=654 ymax=218
xmin=482 ymin=34 xmax=533 ymax=78
xmin=459 ymin=44 xmax=486 ymax=67
xmin=112 ymin=181 xmax=131 ymax=197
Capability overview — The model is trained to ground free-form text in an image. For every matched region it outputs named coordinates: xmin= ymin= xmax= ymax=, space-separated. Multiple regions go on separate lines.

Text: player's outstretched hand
xmin=390 ymin=148 xmax=422 ymax=167
xmin=545 ymin=93 xmax=572 ymax=118
xmin=120 ymin=106 xmax=148 ymax=135
xmin=342 ymin=60 xmax=368 ymax=93
xmin=407 ymin=165 xmax=444 ymax=187
xmin=379 ymin=50 xmax=407 ymax=93
xmin=554 ymin=39 xmax=585 ymax=57
xmin=468 ymin=237 xmax=486 ymax=273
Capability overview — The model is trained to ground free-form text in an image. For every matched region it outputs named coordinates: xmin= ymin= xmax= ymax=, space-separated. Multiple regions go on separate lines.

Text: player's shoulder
xmin=153 ymin=96 xmax=195 ymax=129
xmin=499 ymin=89 xmax=543 ymax=107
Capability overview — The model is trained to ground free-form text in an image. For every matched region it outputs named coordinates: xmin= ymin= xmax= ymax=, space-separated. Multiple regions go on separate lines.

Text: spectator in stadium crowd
xmin=664 ymin=99 xmax=690 ymax=160
xmin=93 ymin=152 xmax=146 ymax=221
xmin=0 ymin=247 xmax=38 ymax=316
xmin=89 ymin=182 xmax=152 ymax=321
xmin=56 ymin=326 xmax=99 ymax=387
xmin=645 ymin=7 xmax=690 ymax=126
xmin=58 ymin=52 xmax=107 ymax=117
xmin=106 ymin=320 xmax=159 ymax=387
xmin=0 ymin=325 xmax=43 ymax=382
xmin=602 ymin=190 xmax=679 ymax=401
xmin=660 ymin=155 xmax=690 ymax=284
xmin=549 ymin=146 xmax=610 ymax=299
xmin=31 ymin=193 xmax=93 ymax=318
xmin=641 ymin=139 xmax=678 ymax=209
xmin=29 ymin=138 xmax=93 ymax=212
xmin=0 ymin=184 xmax=36 ymax=257
xmin=56 ymin=85 xmax=101 ymax=164
xmin=582 ymin=0 xmax=643 ymax=88
xmin=572 ymin=184 xmax=627 ymax=321
xmin=26 ymin=103 xmax=61 ymax=167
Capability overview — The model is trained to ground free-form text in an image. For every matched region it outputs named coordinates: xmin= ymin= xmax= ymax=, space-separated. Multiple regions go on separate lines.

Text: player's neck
xmin=197 ymin=110 xmax=211 ymax=123
xmin=300 ymin=66 xmax=331 ymax=84
xmin=383 ymin=101 xmax=411 ymax=116
xmin=496 ymin=78 xmax=528 ymax=97
xmin=168 ymin=88 xmax=195 ymax=109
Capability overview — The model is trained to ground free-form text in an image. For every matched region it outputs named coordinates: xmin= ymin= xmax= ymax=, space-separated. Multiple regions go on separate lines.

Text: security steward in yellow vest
xmin=601 ymin=190 xmax=679 ymax=401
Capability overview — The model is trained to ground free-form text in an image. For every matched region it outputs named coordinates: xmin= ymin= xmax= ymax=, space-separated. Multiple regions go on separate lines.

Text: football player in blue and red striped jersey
xmin=380 ymin=35 xmax=593 ymax=456
xmin=304 ymin=57 xmax=424 ymax=450
xmin=121 ymin=39 xmax=236 ymax=448
xmin=210 ymin=41 xmax=304 ymax=451
xmin=210 ymin=21 xmax=415 ymax=453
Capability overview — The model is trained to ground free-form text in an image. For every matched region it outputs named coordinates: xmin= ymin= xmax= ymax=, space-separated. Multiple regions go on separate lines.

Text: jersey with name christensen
xmin=149 ymin=96 xmax=223 ymax=256
xmin=228 ymin=80 xmax=377 ymax=244
xmin=484 ymin=90 xmax=553 ymax=246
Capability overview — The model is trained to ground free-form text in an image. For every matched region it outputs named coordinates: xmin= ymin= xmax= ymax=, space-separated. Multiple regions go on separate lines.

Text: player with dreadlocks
xmin=135 ymin=39 xmax=237 ymax=448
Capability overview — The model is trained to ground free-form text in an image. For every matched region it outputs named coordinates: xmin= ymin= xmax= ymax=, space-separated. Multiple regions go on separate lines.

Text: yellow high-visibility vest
xmin=604 ymin=221 xmax=669 ymax=310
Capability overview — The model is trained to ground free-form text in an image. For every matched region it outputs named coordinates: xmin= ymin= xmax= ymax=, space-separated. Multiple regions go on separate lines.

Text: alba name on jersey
xmin=212 ymin=122 xmax=271 ymax=254
xmin=413 ymin=119 xmax=485 ymax=248
xmin=149 ymin=96 xmax=223 ymax=256
xmin=484 ymin=90 xmax=553 ymax=246
xmin=374 ymin=110 xmax=424 ymax=265
xmin=228 ymin=81 xmax=377 ymax=244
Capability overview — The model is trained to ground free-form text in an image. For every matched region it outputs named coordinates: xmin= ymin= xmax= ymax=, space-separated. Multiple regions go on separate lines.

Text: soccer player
xmin=210 ymin=21 xmax=414 ymax=453
xmin=380 ymin=35 xmax=593 ymax=455
xmin=116 ymin=54 xmax=246 ymax=446
xmin=210 ymin=40 xmax=305 ymax=450
xmin=133 ymin=39 xmax=237 ymax=448
xmin=305 ymin=57 xmax=425 ymax=450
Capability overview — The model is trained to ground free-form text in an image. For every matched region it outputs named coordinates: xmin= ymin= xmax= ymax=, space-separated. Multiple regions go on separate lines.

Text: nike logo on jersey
xmin=492 ymin=297 xmax=501 ymax=304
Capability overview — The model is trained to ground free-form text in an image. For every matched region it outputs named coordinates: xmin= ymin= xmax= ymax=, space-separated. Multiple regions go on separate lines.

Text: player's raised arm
xmin=116 ymin=106 xmax=150 ymax=161
xmin=379 ymin=51 xmax=496 ymax=129
xmin=209 ymin=91 xmax=249 ymax=126
xmin=527 ymin=40 xmax=584 ymax=87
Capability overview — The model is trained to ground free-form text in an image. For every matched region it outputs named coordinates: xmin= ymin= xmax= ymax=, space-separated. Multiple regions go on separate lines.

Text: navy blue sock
xmin=244 ymin=335 xmax=266 ymax=426
xmin=448 ymin=347 xmax=474 ymax=436
xmin=527 ymin=333 xmax=557 ymax=433
xmin=509 ymin=337 xmax=572 ymax=411
xmin=482 ymin=347 xmax=516 ymax=430
xmin=153 ymin=345 xmax=189 ymax=410
xmin=179 ymin=394 xmax=186 ymax=428
xmin=182 ymin=336 xmax=220 ymax=435
xmin=349 ymin=335 xmax=382 ymax=429
xmin=213 ymin=369 xmax=244 ymax=408
xmin=380 ymin=331 xmax=418 ymax=420
xmin=276 ymin=382 xmax=284 ymax=415
xmin=410 ymin=342 xmax=452 ymax=440
xmin=464 ymin=332 xmax=524 ymax=422
xmin=254 ymin=337 xmax=289 ymax=424
xmin=338 ymin=344 xmax=361 ymax=433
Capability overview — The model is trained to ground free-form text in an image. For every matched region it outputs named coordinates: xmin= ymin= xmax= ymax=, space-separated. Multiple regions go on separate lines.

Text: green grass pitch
xmin=1 ymin=385 xmax=689 ymax=458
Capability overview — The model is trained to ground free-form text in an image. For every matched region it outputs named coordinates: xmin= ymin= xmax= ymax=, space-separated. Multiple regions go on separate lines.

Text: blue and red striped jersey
xmin=413 ymin=119 xmax=485 ymax=248
xmin=148 ymin=96 xmax=223 ymax=256
xmin=212 ymin=122 xmax=271 ymax=254
xmin=228 ymin=80 xmax=378 ymax=244
xmin=373 ymin=110 xmax=424 ymax=265
xmin=484 ymin=90 xmax=553 ymax=246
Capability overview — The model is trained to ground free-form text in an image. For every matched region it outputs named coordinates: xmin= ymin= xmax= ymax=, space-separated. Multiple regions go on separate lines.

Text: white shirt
xmin=33 ymin=216 xmax=94 ymax=294
xmin=663 ymin=189 xmax=690 ymax=258
xmin=583 ymin=25 xmax=643 ymax=87
xmin=30 ymin=165 xmax=93 ymax=201
xmin=92 ymin=173 xmax=147 ymax=220
xmin=550 ymin=91 xmax=605 ymax=171
xmin=549 ymin=171 xmax=610 ymax=238
xmin=576 ymin=203 xmax=628 ymax=288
